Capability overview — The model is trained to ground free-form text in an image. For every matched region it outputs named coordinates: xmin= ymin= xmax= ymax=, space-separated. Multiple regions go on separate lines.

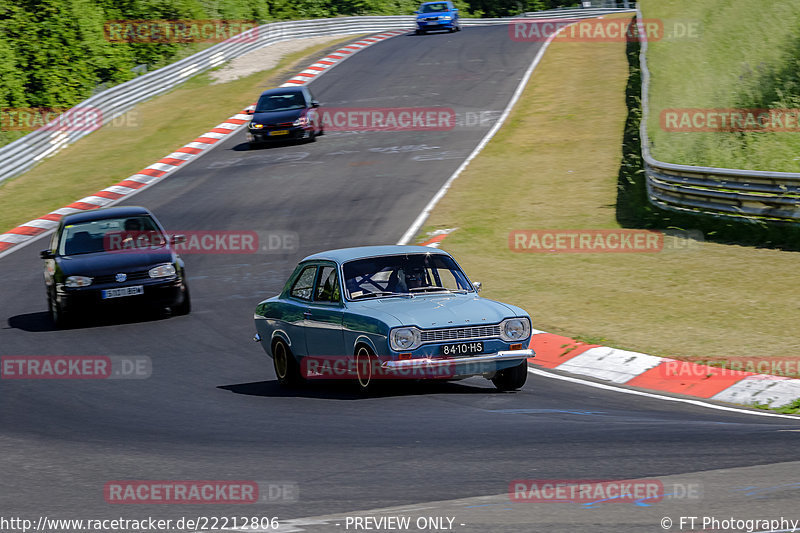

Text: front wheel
xmin=172 ymin=284 xmax=191 ymax=315
xmin=48 ymin=291 xmax=71 ymax=328
xmin=491 ymin=361 xmax=528 ymax=391
xmin=355 ymin=345 xmax=378 ymax=393
xmin=273 ymin=340 xmax=303 ymax=387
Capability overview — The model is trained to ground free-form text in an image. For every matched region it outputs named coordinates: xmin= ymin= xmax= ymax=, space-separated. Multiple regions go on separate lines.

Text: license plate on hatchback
xmin=441 ymin=342 xmax=484 ymax=356
xmin=269 ymin=130 xmax=289 ymax=136
xmin=101 ymin=286 xmax=144 ymax=299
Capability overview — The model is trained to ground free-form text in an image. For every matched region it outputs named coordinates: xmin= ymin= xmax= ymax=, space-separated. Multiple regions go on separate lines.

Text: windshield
xmin=58 ymin=216 xmax=165 ymax=256
xmin=420 ymin=3 xmax=449 ymax=13
xmin=255 ymin=92 xmax=307 ymax=112
xmin=342 ymin=253 xmax=473 ymax=300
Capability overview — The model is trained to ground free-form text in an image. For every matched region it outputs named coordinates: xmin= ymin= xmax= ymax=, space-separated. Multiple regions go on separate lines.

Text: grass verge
xmin=0 ymin=35 xmax=358 ymax=234
xmin=420 ymin=14 xmax=800 ymax=363
xmin=643 ymin=0 xmax=800 ymax=172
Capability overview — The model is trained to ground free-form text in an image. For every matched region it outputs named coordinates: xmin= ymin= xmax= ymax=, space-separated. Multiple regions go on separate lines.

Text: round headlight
xmin=65 ymin=276 xmax=92 ymax=288
xmin=390 ymin=327 xmax=421 ymax=351
xmin=149 ymin=264 xmax=176 ymax=279
xmin=501 ymin=318 xmax=530 ymax=341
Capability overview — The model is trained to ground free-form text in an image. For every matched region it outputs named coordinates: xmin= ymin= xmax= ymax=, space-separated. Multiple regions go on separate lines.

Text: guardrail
xmin=0 ymin=8 xmax=628 ymax=185
xmin=636 ymin=7 xmax=800 ymax=222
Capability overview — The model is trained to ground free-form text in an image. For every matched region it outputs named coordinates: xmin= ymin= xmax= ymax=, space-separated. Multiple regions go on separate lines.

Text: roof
xmin=258 ymin=86 xmax=304 ymax=97
xmin=301 ymin=245 xmax=449 ymax=263
xmin=61 ymin=206 xmax=152 ymax=225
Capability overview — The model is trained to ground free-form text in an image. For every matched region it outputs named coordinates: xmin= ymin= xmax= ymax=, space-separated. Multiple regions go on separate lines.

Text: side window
xmin=290 ymin=266 xmax=317 ymax=301
xmin=315 ymin=266 xmax=340 ymax=303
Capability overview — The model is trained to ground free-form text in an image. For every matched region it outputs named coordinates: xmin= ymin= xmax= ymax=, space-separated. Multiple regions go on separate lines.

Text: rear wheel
xmin=491 ymin=361 xmax=528 ymax=391
xmin=273 ymin=340 xmax=302 ymax=387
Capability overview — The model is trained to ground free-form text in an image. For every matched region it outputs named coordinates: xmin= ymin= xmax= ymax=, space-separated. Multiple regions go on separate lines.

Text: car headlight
xmin=293 ymin=116 xmax=308 ymax=127
xmin=500 ymin=318 xmax=531 ymax=342
xmin=389 ymin=327 xmax=422 ymax=351
xmin=250 ymin=123 xmax=264 ymax=129
xmin=148 ymin=264 xmax=176 ymax=279
xmin=65 ymin=276 xmax=92 ymax=288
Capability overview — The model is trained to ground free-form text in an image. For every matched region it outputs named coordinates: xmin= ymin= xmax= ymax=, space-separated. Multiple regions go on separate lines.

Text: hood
xmin=356 ymin=293 xmax=519 ymax=329
xmin=251 ymin=108 xmax=304 ymax=125
xmin=57 ymin=249 xmax=176 ymax=276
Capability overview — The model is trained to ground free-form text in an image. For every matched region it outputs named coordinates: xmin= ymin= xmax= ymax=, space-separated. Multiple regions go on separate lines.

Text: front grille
xmin=93 ymin=270 xmax=151 ymax=284
xmin=420 ymin=325 xmax=501 ymax=343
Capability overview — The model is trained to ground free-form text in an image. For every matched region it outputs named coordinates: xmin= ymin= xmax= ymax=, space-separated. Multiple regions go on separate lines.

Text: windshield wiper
xmin=408 ymin=287 xmax=449 ymax=293
xmin=351 ymin=291 xmax=409 ymax=300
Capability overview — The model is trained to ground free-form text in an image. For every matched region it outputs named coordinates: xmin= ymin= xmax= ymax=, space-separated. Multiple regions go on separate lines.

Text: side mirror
xmin=473 ymin=281 xmax=482 ymax=293
xmin=413 ymin=10 xmax=419 ymax=14
xmin=40 ymin=249 xmax=55 ymax=259
xmin=245 ymin=106 xmax=255 ymax=115
xmin=171 ymin=234 xmax=187 ymax=245
xmin=311 ymin=100 xmax=320 ymax=108
xmin=453 ymin=8 xmax=459 ymax=11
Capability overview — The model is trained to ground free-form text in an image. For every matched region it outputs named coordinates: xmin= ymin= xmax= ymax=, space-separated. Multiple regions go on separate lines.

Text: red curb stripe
xmin=176 ymin=147 xmax=203 ymax=154
xmin=139 ymin=168 xmax=167 ymax=177
xmin=6 ymin=226 xmax=47 ymax=236
xmin=0 ymin=242 xmax=13 ymax=252
xmin=626 ymin=362 xmax=754 ymax=398
xmin=209 ymin=127 xmax=234 ymax=134
xmin=226 ymin=118 xmax=247 ymax=125
xmin=158 ymin=158 xmax=186 ymax=166
xmin=318 ymin=60 xmax=335 ymax=65
xmin=296 ymin=73 xmax=316 ymax=77
xmin=41 ymin=214 xmax=63 ymax=222
xmin=285 ymin=80 xmax=305 ymax=84
xmin=93 ymin=191 xmax=124 ymax=200
xmin=419 ymin=234 xmax=448 ymax=247
xmin=306 ymin=66 xmax=325 ymax=71
xmin=192 ymin=137 xmax=219 ymax=144
xmin=335 ymin=49 xmax=353 ymax=54
xmin=65 ymin=202 xmax=99 ymax=211
xmin=117 ymin=180 xmax=146 ymax=189
xmin=528 ymin=333 xmax=598 ymax=369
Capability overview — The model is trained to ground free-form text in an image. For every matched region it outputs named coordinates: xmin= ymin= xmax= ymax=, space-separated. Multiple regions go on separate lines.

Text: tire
xmin=492 ymin=361 xmax=528 ymax=391
xmin=273 ymin=340 xmax=302 ymax=387
xmin=172 ymin=284 xmax=191 ymax=316
xmin=306 ymin=128 xmax=316 ymax=143
xmin=415 ymin=29 xmax=422 ymax=35
xmin=355 ymin=345 xmax=378 ymax=393
xmin=48 ymin=290 xmax=70 ymax=328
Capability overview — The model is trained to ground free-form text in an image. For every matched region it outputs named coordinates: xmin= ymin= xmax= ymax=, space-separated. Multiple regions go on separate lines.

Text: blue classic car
xmin=253 ymin=246 xmax=534 ymax=392
xmin=414 ymin=1 xmax=461 ymax=34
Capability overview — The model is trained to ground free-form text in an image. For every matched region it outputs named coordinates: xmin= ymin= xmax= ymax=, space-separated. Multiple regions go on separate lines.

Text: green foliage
xmin=0 ymin=0 xmax=567 ymax=134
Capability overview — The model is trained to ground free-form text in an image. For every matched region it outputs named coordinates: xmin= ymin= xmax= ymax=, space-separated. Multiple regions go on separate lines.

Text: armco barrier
xmin=637 ymin=7 xmax=800 ymax=222
xmin=0 ymin=8 xmax=626 ymax=185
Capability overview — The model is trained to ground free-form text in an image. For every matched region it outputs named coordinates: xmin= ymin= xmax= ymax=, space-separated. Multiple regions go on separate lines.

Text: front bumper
xmin=417 ymin=19 xmax=456 ymax=30
xmin=58 ymin=279 xmax=184 ymax=311
xmin=382 ymin=349 xmax=533 ymax=378
xmin=248 ymin=127 xmax=312 ymax=143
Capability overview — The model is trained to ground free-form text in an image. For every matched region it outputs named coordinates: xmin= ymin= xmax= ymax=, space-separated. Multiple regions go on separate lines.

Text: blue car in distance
xmin=253 ymin=246 xmax=534 ymax=392
xmin=414 ymin=1 xmax=461 ymax=34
